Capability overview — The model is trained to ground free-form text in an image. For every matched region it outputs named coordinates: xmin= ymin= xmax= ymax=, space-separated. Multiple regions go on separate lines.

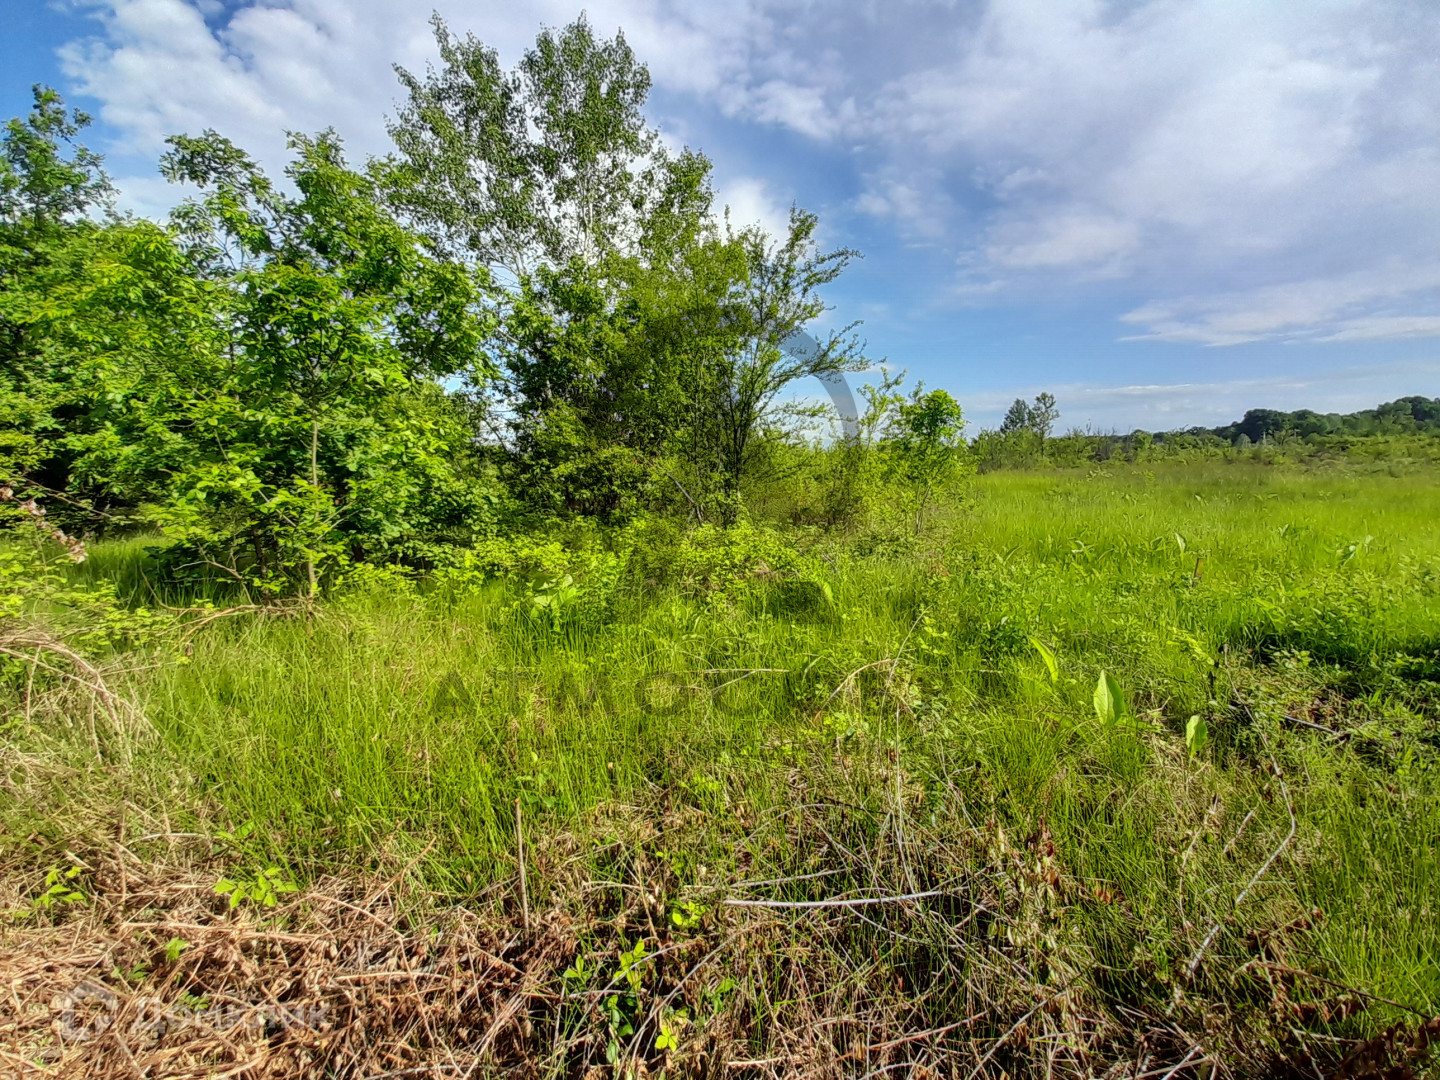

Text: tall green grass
xmin=6 ymin=456 xmax=1438 ymax=1058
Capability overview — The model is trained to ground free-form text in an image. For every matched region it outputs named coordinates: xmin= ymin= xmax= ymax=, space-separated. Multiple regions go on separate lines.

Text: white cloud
xmin=51 ymin=0 xmax=1440 ymax=345
xmin=852 ymin=0 xmax=1440 ymax=337
xmin=986 ymin=212 xmax=1139 ymax=272
xmin=1316 ymin=316 xmax=1440 ymax=344
xmin=1120 ymin=261 xmax=1440 ymax=345
xmin=60 ymin=0 xmax=778 ymax=143
xmin=717 ymin=174 xmax=792 ymax=239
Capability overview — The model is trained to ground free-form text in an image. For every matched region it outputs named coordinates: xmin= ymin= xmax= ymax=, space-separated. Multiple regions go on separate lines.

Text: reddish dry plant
xmin=1330 ymin=1017 xmax=1440 ymax=1080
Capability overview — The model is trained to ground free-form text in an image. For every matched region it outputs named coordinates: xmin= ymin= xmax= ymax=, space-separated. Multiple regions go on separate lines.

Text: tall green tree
xmin=890 ymin=387 xmax=969 ymax=529
xmin=146 ymin=130 xmax=498 ymax=592
xmin=0 ymin=87 xmax=117 ymax=514
xmin=703 ymin=209 xmax=862 ymax=520
xmin=386 ymin=14 xmax=663 ymax=275
xmin=386 ymin=18 xmax=864 ymax=523
xmin=0 ymin=86 xmax=111 ymax=238
xmin=1000 ymin=393 xmax=1058 ymax=439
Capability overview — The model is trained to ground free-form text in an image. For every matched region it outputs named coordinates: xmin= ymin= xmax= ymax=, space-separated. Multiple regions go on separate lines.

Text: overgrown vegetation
xmin=2 ymin=20 xmax=1438 ymax=1080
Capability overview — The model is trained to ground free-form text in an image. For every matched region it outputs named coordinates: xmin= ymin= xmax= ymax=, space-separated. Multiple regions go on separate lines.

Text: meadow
xmin=3 ymin=451 xmax=1438 ymax=1078
xmin=5 ymin=23 xmax=1439 ymax=1078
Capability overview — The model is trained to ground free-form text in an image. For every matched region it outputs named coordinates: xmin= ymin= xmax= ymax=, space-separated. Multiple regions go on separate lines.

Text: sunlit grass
xmin=6 ymin=455 xmax=1438 ymax=1056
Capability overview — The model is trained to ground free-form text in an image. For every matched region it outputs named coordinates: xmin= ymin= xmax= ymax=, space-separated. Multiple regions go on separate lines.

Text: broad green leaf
xmin=1027 ymin=635 xmax=1059 ymax=683
xmin=1185 ymin=714 xmax=1209 ymax=758
xmin=1093 ymin=670 xmax=1126 ymax=728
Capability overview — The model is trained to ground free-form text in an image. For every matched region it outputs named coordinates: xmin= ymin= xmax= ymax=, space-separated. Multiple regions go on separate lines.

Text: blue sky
xmin=4 ymin=0 xmax=1439 ymax=431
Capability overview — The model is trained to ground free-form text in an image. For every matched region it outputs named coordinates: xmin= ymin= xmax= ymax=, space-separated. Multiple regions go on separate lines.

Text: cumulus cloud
xmin=717 ymin=174 xmax=793 ymax=239
xmin=51 ymin=0 xmax=1440 ymax=346
xmin=853 ymin=1 xmax=1440 ymax=340
xmin=57 ymin=0 xmax=776 ymax=159
xmin=1119 ymin=261 xmax=1440 ymax=346
xmin=985 ymin=212 xmax=1139 ymax=273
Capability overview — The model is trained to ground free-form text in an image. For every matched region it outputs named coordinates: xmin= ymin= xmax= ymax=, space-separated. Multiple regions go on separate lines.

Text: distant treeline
xmin=1186 ymin=395 xmax=1440 ymax=444
xmin=973 ymin=394 xmax=1440 ymax=470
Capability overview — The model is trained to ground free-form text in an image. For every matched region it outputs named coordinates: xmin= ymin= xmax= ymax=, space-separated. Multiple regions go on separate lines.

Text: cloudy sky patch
xmin=4 ymin=0 xmax=1438 ymax=427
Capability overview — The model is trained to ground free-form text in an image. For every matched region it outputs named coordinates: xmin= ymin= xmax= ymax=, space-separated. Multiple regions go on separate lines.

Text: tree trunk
xmin=307 ymin=416 xmax=319 ymax=598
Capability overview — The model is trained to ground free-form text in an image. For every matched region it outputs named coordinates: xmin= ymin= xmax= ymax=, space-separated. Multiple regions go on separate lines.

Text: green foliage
xmin=214 ymin=866 xmax=300 ymax=909
xmin=10 ymin=865 xmax=86 ymax=919
xmin=623 ymin=517 xmax=817 ymax=592
xmin=670 ymin=900 xmax=706 ymax=929
xmin=1185 ymin=713 xmax=1209 ymax=757
xmin=5 ymin=28 xmax=1440 ymax=1069
xmin=1093 ymin=669 xmax=1127 ymax=729
xmin=1218 ymin=397 xmax=1440 ymax=442
xmin=979 ymin=395 xmax=1440 ymax=474
xmin=2 ymin=93 xmax=504 ymax=594
xmin=387 ymin=18 xmax=863 ymax=525
xmin=6 ymin=455 xmax=1440 ymax=1062
xmin=588 ymin=937 xmax=649 ymax=1061
xmin=2 ymin=39 xmax=875 ymax=565
xmin=0 ymin=86 xmax=112 ymax=232
xmin=1 ymin=87 xmax=117 ymax=510
xmin=387 ymin=14 xmax=659 ymax=271
xmin=1000 ymin=392 xmax=1059 ymax=439
xmin=1028 ymin=635 xmax=1060 ymax=683
xmin=0 ymin=495 xmax=160 ymax=654
xmin=890 ymin=385 xmax=971 ymax=528
xmin=654 ymin=1008 xmax=687 ymax=1051
xmin=140 ymin=130 xmax=499 ymax=594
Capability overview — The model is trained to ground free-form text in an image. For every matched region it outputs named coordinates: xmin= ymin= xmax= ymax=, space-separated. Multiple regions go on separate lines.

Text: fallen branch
xmin=723 ymin=889 xmax=945 ymax=910
xmin=1281 ymin=713 xmax=1346 ymax=738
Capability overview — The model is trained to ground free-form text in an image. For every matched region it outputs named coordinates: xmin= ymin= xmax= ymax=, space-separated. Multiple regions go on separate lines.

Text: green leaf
xmin=562 ymin=957 xmax=588 ymax=983
xmin=1027 ymin=635 xmax=1059 ymax=683
xmin=1185 ymin=714 xmax=1209 ymax=758
xmin=164 ymin=937 xmax=191 ymax=963
xmin=1093 ymin=670 xmax=1126 ymax=729
xmin=214 ymin=877 xmax=245 ymax=908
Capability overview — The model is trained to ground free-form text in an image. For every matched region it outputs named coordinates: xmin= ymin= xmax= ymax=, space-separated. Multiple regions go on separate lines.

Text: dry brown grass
xmin=4 ymin=794 xmax=1415 ymax=1080
xmin=3 ymin=851 xmax=581 ymax=1079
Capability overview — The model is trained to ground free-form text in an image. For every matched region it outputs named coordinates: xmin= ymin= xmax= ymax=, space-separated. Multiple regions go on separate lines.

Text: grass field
xmin=3 ymin=456 xmax=1438 ymax=1078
